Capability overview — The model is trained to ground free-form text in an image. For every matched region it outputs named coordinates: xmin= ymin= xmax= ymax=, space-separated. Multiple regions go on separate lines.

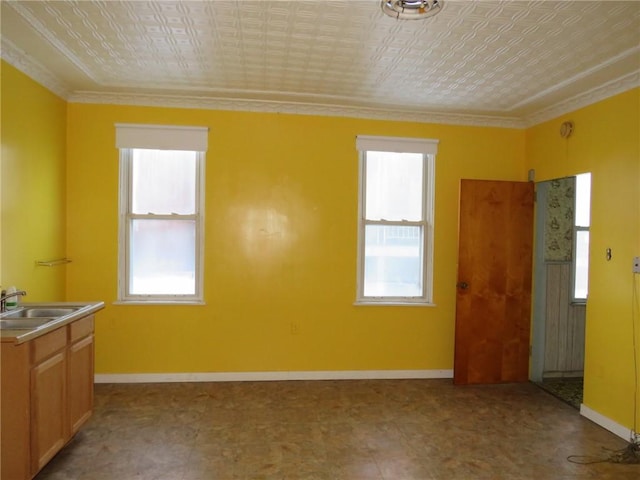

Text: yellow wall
xmin=6 ymin=55 xmax=639 ymax=433
xmin=526 ymin=88 xmax=640 ymax=431
xmin=65 ymin=103 xmax=526 ymax=374
xmin=0 ymin=61 xmax=67 ymax=300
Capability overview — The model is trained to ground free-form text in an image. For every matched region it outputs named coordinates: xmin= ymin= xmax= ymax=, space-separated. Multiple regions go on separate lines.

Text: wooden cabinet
xmin=31 ymin=350 xmax=67 ymax=473
xmin=0 ymin=335 xmax=31 ymax=479
xmin=67 ymin=316 xmax=95 ymax=435
xmin=0 ymin=314 xmax=95 ymax=480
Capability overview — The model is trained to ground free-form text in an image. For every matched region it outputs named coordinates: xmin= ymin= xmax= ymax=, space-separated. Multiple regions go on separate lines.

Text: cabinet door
xmin=1 ymin=341 xmax=31 ymax=480
xmin=31 ymin=351 xmax=66 ymax=474
xmin=68 ymin=334 xmax=94 ymax=434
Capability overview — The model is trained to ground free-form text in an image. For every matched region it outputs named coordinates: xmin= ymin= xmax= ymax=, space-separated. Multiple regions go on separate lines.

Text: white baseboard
xmin=580 ymin=403 xmax=633 ymax=442
xmin=94 ymin=369 xmax=453 ymax=384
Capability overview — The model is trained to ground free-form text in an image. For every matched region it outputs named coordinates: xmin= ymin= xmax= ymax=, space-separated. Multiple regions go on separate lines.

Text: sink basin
xmin=0 ymin=301 xmax=104 ymax=340
xmin=0 ymin=307 xmax=80 ymax=330
xmin=0 ymin=318 xmax=56 ymax=330
xmin=3 ymin=307 xmax=78 ymax=318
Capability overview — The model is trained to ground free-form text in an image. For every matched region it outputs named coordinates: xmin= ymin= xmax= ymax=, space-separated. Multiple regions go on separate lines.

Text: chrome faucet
xmin=0 ymin=290 xmax=27 ymax=313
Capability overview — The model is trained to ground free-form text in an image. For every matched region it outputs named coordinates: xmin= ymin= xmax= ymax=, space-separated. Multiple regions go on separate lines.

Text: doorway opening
xmin=531 ymin=173 xmax=591 ymax=409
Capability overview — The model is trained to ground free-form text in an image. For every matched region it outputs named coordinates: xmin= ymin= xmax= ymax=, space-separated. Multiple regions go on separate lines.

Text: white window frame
xmin=571 ymin=172 xmax=591 ymax=303
xmin=115 ymin=124 xmax=208 ymax=304
xmin=572 ymin=226 xmax=589 ymax=303
xmin=355 ymin=135 xmax=437 ymax=305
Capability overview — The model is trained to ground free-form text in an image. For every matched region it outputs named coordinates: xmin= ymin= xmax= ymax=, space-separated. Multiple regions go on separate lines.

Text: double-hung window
xmin=116 ymin=124 xmax=208 ymax=303
xmin=356 ymin=136 xmax=438 ymax=304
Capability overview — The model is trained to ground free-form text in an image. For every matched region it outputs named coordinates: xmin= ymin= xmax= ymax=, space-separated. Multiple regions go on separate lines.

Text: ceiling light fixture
xmin=381 ymin=0 xmax=445 ymax=20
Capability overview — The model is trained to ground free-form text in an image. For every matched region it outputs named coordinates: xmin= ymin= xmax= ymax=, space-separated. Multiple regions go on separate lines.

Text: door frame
xmin=530 ymin=176 xmax=588 ymax=382
xmin=530 ymin=181 xmax=548 ymax=383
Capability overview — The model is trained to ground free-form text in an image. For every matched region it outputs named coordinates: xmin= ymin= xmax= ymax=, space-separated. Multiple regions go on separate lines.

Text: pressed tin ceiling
xmin=1 ymin=0 xmax=639 ymax=128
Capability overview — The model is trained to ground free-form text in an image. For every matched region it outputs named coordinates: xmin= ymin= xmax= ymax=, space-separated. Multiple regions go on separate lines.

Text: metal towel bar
xmin=35 ymin=258 xmax=72 ymax=267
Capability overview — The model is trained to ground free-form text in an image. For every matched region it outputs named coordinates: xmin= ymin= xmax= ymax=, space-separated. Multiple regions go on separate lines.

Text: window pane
xmin=363 ymin=225 xmax=422 ymax=297
xmin=132 ymin=149 xmax=197 ymax=214
xmin=575 ymin=173 xmax=591 ymax=227
xmin=130 ymin=219 xmax=196 ymax=295
xmin=574 ymin=230 xmax=589 ymax=299
xmin=365 ymin=152 xmax=423 ymax=221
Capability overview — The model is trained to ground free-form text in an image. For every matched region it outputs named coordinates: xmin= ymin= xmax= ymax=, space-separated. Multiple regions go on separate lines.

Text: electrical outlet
xmin=634 ymin=256 xmax=640 ymax=274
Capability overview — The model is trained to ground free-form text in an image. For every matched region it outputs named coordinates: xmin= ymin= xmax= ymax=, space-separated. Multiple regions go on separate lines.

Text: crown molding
xmin=67 ymin=90 xmax=526 ymax=129
xmin=1 ymin=38 xmax=69 ymax=99
xmin=510 ymin=46 xmax=640 ymax=112
xmin=1 ymin=41 xmax=523 ymax=129
xmin=3 ymin=37 xmax=638 ymax=130
xmin=522 ymin=70 xmax=640 ymax=127
xmin=6 ymin=0 xmax=100 ymax=83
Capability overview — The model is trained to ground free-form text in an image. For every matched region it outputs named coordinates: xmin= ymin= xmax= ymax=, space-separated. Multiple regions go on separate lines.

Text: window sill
xmin=113 ymin=300 xmax=205 ymax=306
xmin=354 ymin=301 xmax=436 ymax=307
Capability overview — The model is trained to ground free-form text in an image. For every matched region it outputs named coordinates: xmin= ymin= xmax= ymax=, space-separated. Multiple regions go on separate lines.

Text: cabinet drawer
xmin=70 ymin=315 xmax=94 ymax=343
xmin=32 ymin=328 xmax=67 ymax=363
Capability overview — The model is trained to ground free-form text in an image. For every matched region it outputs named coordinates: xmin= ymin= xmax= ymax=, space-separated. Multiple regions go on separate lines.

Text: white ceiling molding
xmin=6 ymin=0 xmax=100 ymax=84
xmin=1 ymin=38 xmax=69 ymax=99
xmin=523 ymin=70 xmax=640 ymax=128
xmin=2 ymin=42 xmax=523 ymax=128
xmin=509 ymin=45 xmax=640 ymax=112
xmin=2 ymin=43 xmax=637 ymax=131
xmin=67 ymin=90 xmax=526 ymax=129
xmin=1 ymin=0 xmax=638 ymax=130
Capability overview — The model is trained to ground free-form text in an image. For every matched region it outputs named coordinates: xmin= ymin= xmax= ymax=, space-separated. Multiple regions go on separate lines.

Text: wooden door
xmin=454 ymin=179 xmax=534 ymax=385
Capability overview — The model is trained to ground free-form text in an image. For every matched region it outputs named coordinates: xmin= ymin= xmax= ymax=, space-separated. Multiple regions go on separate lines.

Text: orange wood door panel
xmin=454 ymin=179 xmax=534 ymax=385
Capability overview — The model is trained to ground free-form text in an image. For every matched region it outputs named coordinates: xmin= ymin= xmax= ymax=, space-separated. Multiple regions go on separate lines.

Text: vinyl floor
xmin=535 ymin=377 xmax=584 ymax=410
xmin=35 ymin=379 xmax=638 ymax=480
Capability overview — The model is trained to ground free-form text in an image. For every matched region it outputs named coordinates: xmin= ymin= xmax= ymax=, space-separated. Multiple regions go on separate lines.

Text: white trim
xmin=115 ymin=123 xmax=209 ymax=151
xmin=354 ymin=301 xmax=437 ymax=307
xmin=73 ymin=91 xmax=525 ymax=129
xmin=580 ymin=404 xmax=633 ymax=442
xmin=6 ymin=1 xmax=99 ymax=83
xmin=94 ymin=369 xmax=453 ymax=384
xmin=522 ymin=69 xmax=640 ymax=127
xmin=66 ymin=70 xmax=640 ymax=130
xmin=356 ymin=150 xmax=366 ymax=300
xmin=112 ymin=300 xmax=206 ymax=305
xmin=510 ymin=47 xmax=640 ymax=112
xmin=66 ymin=71 xmax=640 ymax=129
xmin=3 ymin=33 xmax=638 ymax=131
xmin=424 ymin=147 xmax=436 ymax=300
xmin=0 ymin=37 xmax=69 ymax=99
xmin=116 ymin=148 xmax=205 ymax=303
xmin=356 ymin=147 xmax=436 ymax=304
xmin=356 ymin=135 xmax=439 ymax=155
